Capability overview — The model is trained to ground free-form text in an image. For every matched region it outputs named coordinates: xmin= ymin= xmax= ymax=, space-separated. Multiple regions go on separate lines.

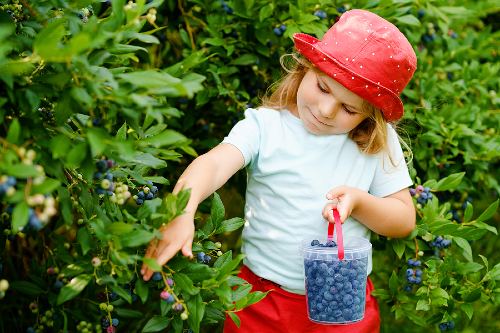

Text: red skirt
xmin=223 ymin=265 xmax=380 ymax=333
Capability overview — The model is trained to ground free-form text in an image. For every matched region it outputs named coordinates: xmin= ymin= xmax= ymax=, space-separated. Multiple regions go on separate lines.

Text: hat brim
xmin=293 ymin=33 xmax=404 ymax=121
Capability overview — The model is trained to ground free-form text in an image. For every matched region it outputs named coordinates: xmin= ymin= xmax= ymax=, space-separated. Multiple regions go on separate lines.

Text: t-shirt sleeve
xmin=221 ymin=108 xmax=260 ymax=168
xmin=369 ymin=124 xmax=413 ymax=197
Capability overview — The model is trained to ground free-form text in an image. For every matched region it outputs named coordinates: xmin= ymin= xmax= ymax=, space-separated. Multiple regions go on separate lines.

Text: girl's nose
xmin=319 ymin=99 xmax=341 ymax=119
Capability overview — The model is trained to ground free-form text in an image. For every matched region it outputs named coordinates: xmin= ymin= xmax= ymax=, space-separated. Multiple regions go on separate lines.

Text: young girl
xmin=141 ymin=9 xmax=417 ymax=333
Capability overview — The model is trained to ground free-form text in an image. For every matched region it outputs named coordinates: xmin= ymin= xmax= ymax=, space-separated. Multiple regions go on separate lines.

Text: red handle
xmin=328 ymin=209 xmax=344 ymax=260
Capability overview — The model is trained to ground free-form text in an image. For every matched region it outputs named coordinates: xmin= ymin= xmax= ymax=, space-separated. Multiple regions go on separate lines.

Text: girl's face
xmin=293 ymin=69 xmax=369 ymax=135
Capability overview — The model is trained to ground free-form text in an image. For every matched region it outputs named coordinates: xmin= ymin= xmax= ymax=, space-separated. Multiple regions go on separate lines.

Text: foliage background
xmin=0 ymin=0 xmax=498 ymax=332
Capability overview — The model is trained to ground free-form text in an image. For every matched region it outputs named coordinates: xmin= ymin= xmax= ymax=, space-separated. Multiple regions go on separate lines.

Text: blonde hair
xmin=261 ymin=54 xmax=390 ymax=155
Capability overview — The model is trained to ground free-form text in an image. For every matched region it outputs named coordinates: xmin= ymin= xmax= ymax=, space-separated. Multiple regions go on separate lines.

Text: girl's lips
xmin=311 ymin=111 xmax=332 ymax=127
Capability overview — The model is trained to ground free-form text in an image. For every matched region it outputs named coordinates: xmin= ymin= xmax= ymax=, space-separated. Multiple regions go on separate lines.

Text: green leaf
xmin=461 ymin=303 xmax=474 ymax=320
xmin=111 ymin=285 xmax=132 ymax=304
xmin=211 ymin=192 xmax=225 ymax=225
xmin=87 ymin=128 xmax=108 ymax=156
xmin=217 ymin=254 xmax=245 ymax=279
xmin=142 ymin=258 xmax=162 ymax=272
xmin=77 ymin=228 xmax=92 ymax=255
xmin=107 ymin=222 xmax=135 ymax=235
xmin=232 ymin=54 xmax=259 ymax=66
xmin=395 ymin=15 xmax=421 ymax=26
xmin=430 ymin=287 xmax=449 ymax=299
xmin=142 ymin=129 xmax=187 ymax=147
xmin=259 ymin=4 xmax=274 ymax=21
xmin=121 ymin=229 xmax=155 ymax=247
xmin=388 ymin=271 xmax=398 ymax=294
xmin=453 ymin=237 xmax=472 ymax=262
xmin=463 ymin=202 xmax=473 ymax=222
xmin=231 ymin=284 xmax=252 ymax=302
xmin=416 ymin=299 xmax=430 ymax=311
xmin=6 ymin=118 xmax=20 ymax=144
xmin=186 ymin=293 xmax=205 ymax=333
xmin=476 ymin=200 xmax=499 ymax=223
xmin=135 ymin=278 xmax=149 ymax=303
xmin=455 ymin=262 xmax=483 ymax=275
xmin=9 ymin=281 xmax=45 ymax=296
xmin=4 ymin=164 xmax=39 ymax=178
xmin=434 ymin=172 xmax=464 ymax=191
xmin=214 ymin=251 xmax=232 ymax=269
xmin=228 ymin=312 xmax=241 ymax=328
xmin=31 ymin=178 xmax=61 ymax=195
xmin=216 ymin=218 xmax=245 ymax=234
xmin=12 ymin=202 xmax=29 ymax=232
xmin=173 ymin=273 xmax=199 ymax=295
xmin=472 ymin=221 xmax=498 ymax=235
xmin=66 ymin=142 xmax=88 ymax=167
xmin=142 ymin=316 xmax=170 ymax=332
xmin=462 ymin=288 xmax=481 ymax=302
xmin=390 ymin=239 xmax=405 ymax=259
xmin=57 ymin=274 xmax=92 ymax=305
xmin=485 ymin=263 xmax=500 ymax=281
xmin=115 ymin=308 xmax=144 ymax=318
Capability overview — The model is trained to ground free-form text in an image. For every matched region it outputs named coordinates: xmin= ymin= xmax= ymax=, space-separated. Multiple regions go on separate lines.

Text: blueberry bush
xmin=0 ymin=0 xmax=498 ymax=332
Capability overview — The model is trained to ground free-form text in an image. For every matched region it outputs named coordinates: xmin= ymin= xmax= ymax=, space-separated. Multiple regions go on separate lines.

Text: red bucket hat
xmin=293 ymin=9 xmax=417 ymax=121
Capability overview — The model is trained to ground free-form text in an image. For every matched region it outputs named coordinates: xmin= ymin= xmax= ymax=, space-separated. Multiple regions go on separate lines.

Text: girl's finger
xmin=141 ymin=241 xmax=158 ymax=276
xmin=181 ymin=238 xmax=194 ymax=259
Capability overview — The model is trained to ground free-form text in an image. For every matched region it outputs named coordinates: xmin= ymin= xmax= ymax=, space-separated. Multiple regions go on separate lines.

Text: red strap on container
xmin=328 ymin=209 xmax=344 ymax=260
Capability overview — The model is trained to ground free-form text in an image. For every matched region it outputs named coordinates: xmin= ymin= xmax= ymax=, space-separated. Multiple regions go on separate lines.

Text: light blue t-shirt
xmin=222 ymin=107 xmax=412 ymax=294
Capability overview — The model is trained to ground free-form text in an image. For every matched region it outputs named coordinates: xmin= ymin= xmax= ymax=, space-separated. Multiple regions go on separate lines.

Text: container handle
xmin=328 ymin=209 xmax=344 ymax=260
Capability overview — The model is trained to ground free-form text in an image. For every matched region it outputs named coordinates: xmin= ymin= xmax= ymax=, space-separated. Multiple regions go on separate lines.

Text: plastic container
xmin=302 ymin=234 xmax=372 ymax=324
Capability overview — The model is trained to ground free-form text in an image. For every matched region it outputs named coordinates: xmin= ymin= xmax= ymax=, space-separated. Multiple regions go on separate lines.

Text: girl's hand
xmin=322 ymin=186 xmax=362 ymax=224
xmin=140 ymin=214 xmax=195 ymax=281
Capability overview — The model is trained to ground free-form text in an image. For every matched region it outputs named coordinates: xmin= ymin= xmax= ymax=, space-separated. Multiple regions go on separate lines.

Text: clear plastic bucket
xmin=302 ymin=237 xmax=372 ymax=324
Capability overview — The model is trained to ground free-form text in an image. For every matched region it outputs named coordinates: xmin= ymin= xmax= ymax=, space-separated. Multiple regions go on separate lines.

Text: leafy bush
xmin=0 ymin=0 xmax=498 ymax=332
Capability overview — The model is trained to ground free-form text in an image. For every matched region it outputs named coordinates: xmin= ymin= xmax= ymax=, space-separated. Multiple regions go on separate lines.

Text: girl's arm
xmin=141 ymin=143 xmax=244 ymax=280
xmin=322 ymin=186 xmax=416 ymax=238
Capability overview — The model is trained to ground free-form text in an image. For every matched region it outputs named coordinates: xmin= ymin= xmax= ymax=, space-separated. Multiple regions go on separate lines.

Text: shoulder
xmin=243 ymin=106 xmax=282 ymax=119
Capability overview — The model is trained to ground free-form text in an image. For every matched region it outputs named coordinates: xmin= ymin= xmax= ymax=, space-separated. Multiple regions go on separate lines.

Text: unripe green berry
xmin=215 ymin=242 xmax=222 ymax=248
xmin=107 ymin=304 xmax=114 ymax=312
xmin=92 ymin=257 xmax=102 ymax=267
xmin=180 ymin=311 xmax=188 ymax=320
xmin=0 ymin=279 xmax=9 ymax=292
xmin=99 ymin=303 xmax=107 ymax=311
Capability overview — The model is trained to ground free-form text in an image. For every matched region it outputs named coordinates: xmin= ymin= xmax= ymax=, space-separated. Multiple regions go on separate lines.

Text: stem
xmin=178 ymin=0 xmax=196 ymax=50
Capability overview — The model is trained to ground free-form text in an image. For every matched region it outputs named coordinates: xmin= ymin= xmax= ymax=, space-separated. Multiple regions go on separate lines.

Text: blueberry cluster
xmin=273 ymin=24 xmax=287 ymax=36
xmin=311 ymin=239 xmax=337 ymax=247
xmin=133 ymin=181 xmax=158 ymax=205
xmin=94 ymin=159 xmax=115 ymax=196
xmin=405 ymin=259 xmax=423 ymax=285
xmin=160 ymin=290 xmax=175 ymax=303
xmin=422 ymin=22 xmax=437 ymax=43
xmin=220 ymin=1 xmax=233 ymax=14
xmin=431 ymin=236 xmax=451 ymax=249
xmin=93 ymin=159 xmax=132 ymax=204
xmin=439 ymin=320 xmax=455 ymax=331
xmin=100 ymin=316 xmax=118 ymax=333
xmin=197 ymin=251 xmax=212 ymax=264
xmin=410 ymin=185 xmax=433 ymax=205
xmin=26 ymin=194 xmax=57 ymax=231
xmin=314 ymin=10 xmax=327 ymax=19
xmin=0 ymin=176 xmax=16 ymax=197
xmin=304 ymin=254 xmax=368 ymax=323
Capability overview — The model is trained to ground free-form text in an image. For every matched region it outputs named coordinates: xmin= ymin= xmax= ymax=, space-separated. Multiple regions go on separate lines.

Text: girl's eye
xmin=343 ymin=105 xmax=357 ymax=116
xmin=316 ymin=81 xmax=329 ymax=93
